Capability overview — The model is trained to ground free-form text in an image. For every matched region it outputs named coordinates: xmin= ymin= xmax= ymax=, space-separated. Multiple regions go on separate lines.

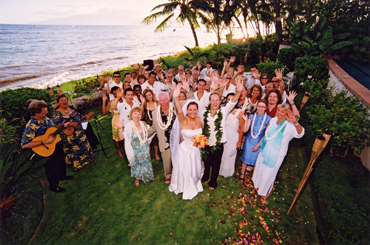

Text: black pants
xmin=201 ymin=144 xmax=224 ymax=189
xmin=45 ymin=143 xmax=66 ymax=190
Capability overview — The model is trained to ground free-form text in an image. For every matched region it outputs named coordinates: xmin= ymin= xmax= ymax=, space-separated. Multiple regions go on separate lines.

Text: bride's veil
xmin=170 ymin=99 xmax=203 ymax=165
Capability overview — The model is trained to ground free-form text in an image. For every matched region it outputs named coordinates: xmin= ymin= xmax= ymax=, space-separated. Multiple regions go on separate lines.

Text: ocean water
xmin=0 ymin=24 xmax=216 ymax=90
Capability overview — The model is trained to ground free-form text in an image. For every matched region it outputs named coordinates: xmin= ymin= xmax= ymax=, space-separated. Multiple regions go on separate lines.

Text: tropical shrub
xmin=0 ymin=88 xmax=54 ymax=126
xmin=294 ymin=56 xmax=329 ymax=86
xmin=276 ymin=48 xmax=300 ymax=72
xmin=0 ymin=119 xmax=18 ymax=144
xmin=257 ymin=59 xmax=284 ymax=78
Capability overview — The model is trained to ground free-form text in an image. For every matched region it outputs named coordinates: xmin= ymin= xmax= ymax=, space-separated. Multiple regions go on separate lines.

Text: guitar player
xmin=21 ymin=100 xmax=73 ymax=193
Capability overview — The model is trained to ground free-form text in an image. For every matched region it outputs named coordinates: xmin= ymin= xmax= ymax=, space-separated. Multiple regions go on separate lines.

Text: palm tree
xmin=142 ymin=0 xmax=205 ymax=47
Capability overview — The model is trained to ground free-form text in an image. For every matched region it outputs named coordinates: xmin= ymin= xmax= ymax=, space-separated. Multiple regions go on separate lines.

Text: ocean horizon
xmin=0 ymin=24 xmax=217 ymax=91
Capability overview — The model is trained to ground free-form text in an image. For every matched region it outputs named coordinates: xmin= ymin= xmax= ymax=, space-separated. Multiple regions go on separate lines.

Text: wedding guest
xmin=118 ymin=107 xmax=154 ymax=187
xmin=154 ymin=64 xmax=166 ymax=82
xmin=133 ymin=85 xmax=143 ymax=105
xmin=175 ymin=65 xmax=185 ymax=83
xmin=220 ymin=73 xmax=236 ymax=104
xmin=99 ymin=72 xmax=123 ymax=101
xmin=219 ymin=93 xmax=244 ymax=178
xmin=252 ymin=104 xmax=304 ymax=199
xmin=260 ymin=73 xmax=269 ymax=86
xmin=142 ymin=89 xmax=160 ymax=161
xmin=123 ymin=81 xmax=131 ymax=92
xmin=193 ymin=79 xmax=210 ymax=112
xmin=169 ymin=84 xmax=203 ymax=200
xmin=247 ymin=84 xmax=263 ymax=106
xmin=124 ymin=72 xmax=132 ymax=83
xmin=201 ymin=76 xmax=243 ymax=190
xmin=270 ymin=69 xmax=286 ymax=103
xmin=265 ymin=89 xmax=282 ymax=118
xmin=264 ymin=82 xmax=274 ymax=95
xmin=137 ymin=74 xmax=146 ymax=85
xmin=148 ymin=92 xmax=177 ymax=184
xmin=111 ymin=88 xmax=140 ymax=124
xmin=52 ymin=94 xmax=94 ymax=170
xmin=141 ymin=72 xmax=165 ymax=100
xmin=240 ymin=99 xmax=271 ymax=178
xmin=200 ymin=60 xmax=214 ymax=79
xmin=131 ymin=71 xmax=138 ymax=86
xmin=205 ymin=77 xmax=212 ymax=92
xmin=102 ymin=87 xmax=124 ymax=158
xmin=246 ymin=65 xmax=261 ymax=88
xmin=21 ymin=100 xmax=72 ymax=193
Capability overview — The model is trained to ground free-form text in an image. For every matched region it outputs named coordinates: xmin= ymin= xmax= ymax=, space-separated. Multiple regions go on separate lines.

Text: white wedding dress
xmin=169 ymin=128 xmax=203 ymax=200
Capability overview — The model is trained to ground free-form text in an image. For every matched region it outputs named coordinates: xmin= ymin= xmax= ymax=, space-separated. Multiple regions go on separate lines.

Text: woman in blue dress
xmin=240 ymin=99 xmax=271 ymax=181
xmin=118 ymin=107 xmax=154 ymax=187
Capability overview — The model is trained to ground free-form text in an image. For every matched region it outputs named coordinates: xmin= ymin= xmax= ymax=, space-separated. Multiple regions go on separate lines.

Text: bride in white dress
xmin=169 ymin=83 xmax=204 ymax=200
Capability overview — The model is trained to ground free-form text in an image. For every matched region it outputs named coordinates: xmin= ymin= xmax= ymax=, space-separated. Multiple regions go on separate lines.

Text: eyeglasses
xmin=185 ymin=72 xmax=191 ymax=75
xmin=261 ymin=77 xmax=268 ymax=80
xmin=257 ymin=105 xmax=266 ymax=108
xmin=113 ymin=76 xmax=121 ymax=78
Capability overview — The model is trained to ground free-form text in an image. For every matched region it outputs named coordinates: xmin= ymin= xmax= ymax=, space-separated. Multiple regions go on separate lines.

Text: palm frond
xmin=154 ymin=13 xmax=175 ymax=32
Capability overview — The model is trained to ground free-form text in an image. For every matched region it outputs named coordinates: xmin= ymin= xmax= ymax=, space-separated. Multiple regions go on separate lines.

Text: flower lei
xmin=202 ymin=104 xmax=223 ymax=160
xmin=130 ymin=120 xmax=148 ymax=146
xmin=157 ymin=102 xmax=174 ymax=130
xmin=250 ymin=113 xmax=267 ymax=139
xmin=146 ymin=102 xmax=157 ymax=122
xmin=265 ymin=120 xmax=288 ymax=141
xmin=226 ymin=98 xmax=250 ymax=125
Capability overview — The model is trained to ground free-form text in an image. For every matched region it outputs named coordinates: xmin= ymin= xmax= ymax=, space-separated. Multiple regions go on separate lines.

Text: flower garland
xmin=265 ymin=120 xmax=288 ymax=141
xmin=130 ymin=120 xmax=148 ymax=146
xmin=202 ymin=104 xmax=223 ymax=160
xmin=250 ymin=113 xmax=267 ymax=139
xmin=156 ymin=102 xmax=174 ymax=130
xmin=146 ymin=102 xmax=157 ymax=122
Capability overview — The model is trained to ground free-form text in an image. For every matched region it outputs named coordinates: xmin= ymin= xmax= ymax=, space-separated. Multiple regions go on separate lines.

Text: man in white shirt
xmin=200 ymin=60 xmax=214 ymax=79
xmin=193 ymin=79 xmax=210 ymax=112
xmin=245 ymin=65 xmax=261 ymax=88
xmin=221 ymin=73 xmax=236 ymax=102
xmin=141 ymin=72 xmax=166 ymax=100
xmin=174 ymin=65 xmax=185 ymax=83
xmin=99 ymin=71 xmax=123 ymax=101
xmin=111 ymin=88 xmax=140 ymax=125
xmin=201 ymin=76 xmax=243 ymax=190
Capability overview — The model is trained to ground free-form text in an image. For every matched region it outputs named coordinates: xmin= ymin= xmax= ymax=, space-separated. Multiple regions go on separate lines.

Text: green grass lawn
xmin=28 ymin=111 xmax=318 ymax=245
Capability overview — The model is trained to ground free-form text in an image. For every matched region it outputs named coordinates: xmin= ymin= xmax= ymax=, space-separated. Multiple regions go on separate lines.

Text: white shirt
xmin=117 ymin=100 xmax=140 ymax=125
xmin=200 ymin=68 xmax=214 ymax=79
xmin=207 ymin=101 xmax=236 ymax=146
xmin=106 ymin=81 xmax=123 ymax=101
xmin=194 ymin=91 xmax=210 ymax=112
xmin=175 ymin=73 xmax=185 ymax=82
xmin=246 ymin=75 xmax=261 ymax=88
xmin=222 ymin=84 xmax=236 ymax=98
xmin=141 ymin=81 xmax=166 ymax=100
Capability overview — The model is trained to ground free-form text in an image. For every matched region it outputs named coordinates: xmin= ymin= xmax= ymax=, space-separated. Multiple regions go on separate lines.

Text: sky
xmin=0 ymin=0 xmax=167 ymax=25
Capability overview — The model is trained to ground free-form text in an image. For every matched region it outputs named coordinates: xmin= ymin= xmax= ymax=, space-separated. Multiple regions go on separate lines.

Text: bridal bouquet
xmin=192 ymin=134 xmax=208 ymax=148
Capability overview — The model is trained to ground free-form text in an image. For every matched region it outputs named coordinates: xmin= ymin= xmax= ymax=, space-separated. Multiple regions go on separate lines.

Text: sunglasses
xmin=185 ymin=72 xmax=191 ymax=75
xmin=226 ymin=78 xmax=231 ymax=80
xmin=261 ymin=77 xmax=268 ymax=80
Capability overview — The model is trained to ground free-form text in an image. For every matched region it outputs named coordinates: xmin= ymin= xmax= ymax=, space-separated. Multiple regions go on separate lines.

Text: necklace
xmin=147 ymin=102 xmax=157 ymax=121
xmin=265 ymin=120 xmax=288 ymax=141
xmin=130 ymin=120 xmax=148 ymax=146
xmin=250 ymin=113 xmax=267 ymax=139
xmin=157 ymin=103 xmax=174 ymax=130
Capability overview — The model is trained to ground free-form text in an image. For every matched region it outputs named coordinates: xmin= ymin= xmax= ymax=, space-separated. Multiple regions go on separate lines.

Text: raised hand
xmin=287 ymin=90 xmax=297 ymax=104
xmin=116 ymin=87 xmax=123 ymax=99
xmin=230 ymin=56 xmax=236 ymax=63
xmin=235 ymin=77 xmax=244 ymax=93
xmin=285 ymin=110 xmax=297 ymax=123
xmin=275 ymin=68 xmax=283 ymax=81
xmin=220 ymin=76 xmax=228 ymax=88
xmin=174 ymin=83 xmax=182 ymax=98
xmin=97 ymin=75 xmax=102 ymax=83
xmin=102 ymin=93 xmax=107 ymax=102
xmin=197 ymin=61 xmax=201 ymax=69
xmin=132 ymin=64 xmax=138 ymax=70
xmin=182 ymin=77 xmax=190 ymax=91
xmin=144 ymin=65 xmax=149 ymax=70
xmin=223 ymin=59 xmax=228 ymax=67
xmin=103 ymin=74 xmax=109 ymax=82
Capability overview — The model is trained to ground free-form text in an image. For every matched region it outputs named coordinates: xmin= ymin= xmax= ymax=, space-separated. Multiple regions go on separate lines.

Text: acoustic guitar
xmin=31 ymin=126 xmax=64 ymax=157
xmin=62 ymin=111 xmax=95 ymax=136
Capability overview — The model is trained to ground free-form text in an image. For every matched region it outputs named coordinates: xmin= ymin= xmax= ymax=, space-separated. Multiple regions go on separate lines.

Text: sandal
xmin=164 ymin=177 xmax=171 ymax=184
xmin=239 ymin=174 xmax=245 ymax=181
xmin=135 ymin=179 xmax=140 ymax=187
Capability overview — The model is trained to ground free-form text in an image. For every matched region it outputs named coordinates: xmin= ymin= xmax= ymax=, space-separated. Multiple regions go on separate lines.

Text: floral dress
xmin=130 ymin=129 xmax=154 ymax=183
xmin=52 ymin=111 xmax=94 ymax=170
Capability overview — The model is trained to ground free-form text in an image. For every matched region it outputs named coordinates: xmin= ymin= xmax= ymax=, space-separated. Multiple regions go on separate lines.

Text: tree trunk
xmin=305 ymin=0 xmax=311 ymax=20
xmin=274 ymin=0 xmax=282 ymax=42
xmin=187 ymin=17 xmax=199 ymax=47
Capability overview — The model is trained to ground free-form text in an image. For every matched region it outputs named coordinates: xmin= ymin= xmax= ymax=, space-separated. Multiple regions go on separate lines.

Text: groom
xmin=201 ymin=76 xmax=244 ymax=190
xmin=148 ymin=92 xmax=177 ymax=184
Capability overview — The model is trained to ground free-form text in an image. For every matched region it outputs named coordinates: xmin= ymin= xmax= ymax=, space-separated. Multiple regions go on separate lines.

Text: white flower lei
xmin=250 ymin=113 xmax=267 ymax=139
xmin=265 ymin=120 xmax=288 ymax=141
xmin=146 ymin=102 xmax=157 ymax=122
xmin=130 ymin=120 xmax=148 ymax=146
xmin=156 ymin=102 xmax=174 ymax=130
